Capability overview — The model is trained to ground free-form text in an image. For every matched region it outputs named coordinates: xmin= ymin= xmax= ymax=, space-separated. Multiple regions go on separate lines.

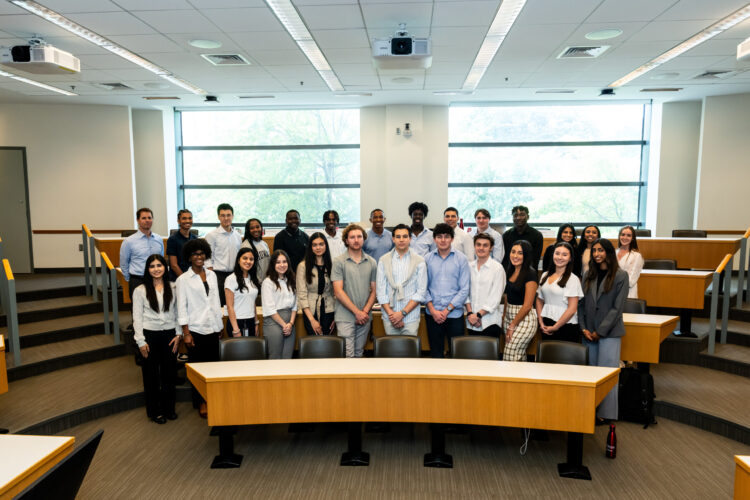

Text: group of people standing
xmin=120 ymin=202 xmax=645 ymax=425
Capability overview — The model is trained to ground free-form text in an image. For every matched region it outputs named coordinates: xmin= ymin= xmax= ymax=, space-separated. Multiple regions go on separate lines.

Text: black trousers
xmin=227 ymin=317 xmax=256 ymax=337
xmin=540 ymin=317 xmax=581 ymax=343
xmin=214 ymin=271 xmax=231 ymax=307
xmin=303 ymin=311 xmax=335 ymax=336
xmin=425 ymin=314 xmax=465 ymax=358
xmin=187 ymin=331 xmax=220 ymax=407
xmin=469 ymin=323 xmax=502 ymax=338
xmin=128 ymin=275 xmax=144 ymax=302
xmin=141 ymin=329 xmax=178 ymax=418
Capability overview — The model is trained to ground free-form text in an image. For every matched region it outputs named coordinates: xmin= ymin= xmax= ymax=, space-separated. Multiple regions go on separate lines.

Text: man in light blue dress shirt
xmin=120 ymin=207 xmax=164 ymax=300
xmin=424 ymin=223 xmax=470 ymax=358
xmin=376 ymin=224 xmax=427 ymax=336
xmin=408 ymin=201 xmax=436 ymax=257
xmin=363 ymin=208 xmax=394 ymax=263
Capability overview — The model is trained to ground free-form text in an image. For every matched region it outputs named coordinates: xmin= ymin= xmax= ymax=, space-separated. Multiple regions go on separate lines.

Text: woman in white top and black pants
xmin=176 ymin=238 xmax=223 ymax=417
xmin=535 ymin=242 xmax=584 ymax=344
xmin=225 ymin=247 xmax=260 ymax=336
xmin=133 ymin=254 xmax=181 ymax=424
xmin=617 ymin=225 xmax=645 ymax=299
xmin=262 ymin=250 xmax=298 ymax=359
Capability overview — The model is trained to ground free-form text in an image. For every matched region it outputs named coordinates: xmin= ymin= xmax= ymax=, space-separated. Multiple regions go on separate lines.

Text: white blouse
xmin=261 ymin=277 xmax=297 ymax=316
xmin=176 ymin=268 xmax=223 ymax=335
xmin=536 ymin=272 xmax=584 ymax=324
xmin=618 ymin=250 xmax=644 ymax=299
xmin=132 ymin=283 xmax=179 ymax=347
xmin=224 ymin=273 xmax=258 ymax=319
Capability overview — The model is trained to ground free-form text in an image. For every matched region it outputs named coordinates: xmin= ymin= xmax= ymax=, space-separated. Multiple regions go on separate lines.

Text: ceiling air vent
xmin=692 ymin=70 xmax=738 ymax=80
xmin=640 ymin=88 xmax=682 ymax=92
xmin=557 ymin=46 xmax=610 ymax=59
xmin=93 ymin=82 xmax=132 ymax=90
xmin=201 ymin=54 xmax=251 ymax=66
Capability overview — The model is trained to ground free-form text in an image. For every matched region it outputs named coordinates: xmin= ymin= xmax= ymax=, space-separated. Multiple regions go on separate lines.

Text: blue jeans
xmin=584 ymin=336 xmax=621 ymax=420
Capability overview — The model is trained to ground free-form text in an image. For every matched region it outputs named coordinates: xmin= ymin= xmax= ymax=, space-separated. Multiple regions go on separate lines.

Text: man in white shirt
xmin=465 ymin=233 xmax=506 ymax=337
xmin=474 ymin=208 xmax=505 ymax=264
xmin=376 ymin=224 xmax=427 ymax=336
xmin=321 ymin=210 xmax=346 ymax=259
xmin=204 ymin=203 xmax=242 ymax=306
xmin=443 ymin=207 xmax=474 ymax=260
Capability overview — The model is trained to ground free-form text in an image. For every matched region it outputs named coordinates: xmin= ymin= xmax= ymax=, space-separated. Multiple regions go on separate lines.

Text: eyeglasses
xmin=191 ymin=251 xmax=205 ymax=257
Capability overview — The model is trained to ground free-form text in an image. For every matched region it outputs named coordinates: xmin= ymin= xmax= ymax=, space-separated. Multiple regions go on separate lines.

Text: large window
xmin=448 ymin=104 xmax=649 ymax=234
xmin=177 ymin=109 xmax=360 ymax=228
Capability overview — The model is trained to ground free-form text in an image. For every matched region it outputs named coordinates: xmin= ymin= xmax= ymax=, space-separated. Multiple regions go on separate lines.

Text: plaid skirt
xmin=503 ymin=303 xmax=538 ymax=361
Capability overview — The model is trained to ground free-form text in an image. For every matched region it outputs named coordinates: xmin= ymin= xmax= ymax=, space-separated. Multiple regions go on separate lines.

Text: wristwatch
xmin=447 ymin=304 xmax=455 ymax=312
xmin=400 ymin=309 xmax=408 ymax=317
xmin=476 ymin=312 xmax=483 ymax=319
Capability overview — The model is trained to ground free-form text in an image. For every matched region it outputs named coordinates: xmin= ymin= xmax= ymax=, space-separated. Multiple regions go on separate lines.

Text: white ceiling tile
xmin=683 ymin=37 xmax=747 ymax=57
xmin=188 ymin=0 xmax=267 ymax=8
xmin=131 ymin=10 xmax=220 ymax=34
xmin=515 ymin=0 xmax=601 ymax=25
xmin=0 ymin=15 xmax=82 ymax=38
xmin=627 ymin=20 xmax=713 ymax=43
xmin=588 ymin=56 xmax=654 ymax=71
xmin=424 ymin=73 xmax=463 ymax=86
xmin=323 ymin=48 xmax=372 ymax=63
xmin=37 ymin=36 xmax=110 ymax=55
xmin=486 ymin=56 xmax=547 ymax=74
xmin=330 ymin=63 xmax=378 ymax=76
xmin=75 ymin=69 xmax=118 ymax=81
xmin=564 ymin=22 xmax=648 ymax=44
xmin=495 ymin=23 xmax=579 ymax=59
xmin=32 ymin=0 xmax=122 ymax=13
xmin=229 ymin=31 xmax=298 ymax=52
xmin=108 ymin=34 xmax=184 ymax=52
xmin=431 ymin=45 xmax=477 ymax=62
xmin=479 ymin=72 xmax=532 ymax=86
xmin=427 ymin=61 xmax=471 ymax=74
xmin=312 ymin=29 xmax=370 ymax=49
xmin=606 ymin=40 xmax=680 ymax=58
xmin=248 ymin=49 xmax=309 ymax=65
xmin=657 ymin=0 xmax=750 ymax=21
xmin=339 ymin=73 xmax=380 ymax=85
xmin=80 ymin=53 xmax=147 ymax=69
xmin=367 ymin=26 xmax=430 ymax=38
xmin=658 ymin=55 xmax=732 ymax=70
xmin=165 ymin=33 xmax=243 ymax=53
xmin=360 ymin=3 xmax=433 ymax=30
xmin=589 ymin=0 xmax=678 ymax=23
xmin=263 ymin=65 xmax=318 ymax=79
xmin=717 ymin=17 xmax=750 ymax=39
xmin=280 ymin=77 xmax=328 ymax=90
xmin=432 ymin=1 xmax=499 ymax=28
xmin=104 ymin=68 xmax=162 ymax=80
xmin=66 ymin=12 xmax=157 ymax=35
xmin=296 ymin=5 xmax=364 ymax=30
xmin=201 ymin=8 xmax=283 ymax=32
xmin=112 ymin=0 xmax=195 ymax=9
xmin=360 ymin=0 xmax=430 ymax=3
xmin=295 ymin=0 xmax=358 ymax=4
xmin=0 ymin=3 xmax=28 ymax=15
xmin=144 ymin=51 xmax=205 ymax=70
xmin=430 ymin=27 xmax=485 ymax=48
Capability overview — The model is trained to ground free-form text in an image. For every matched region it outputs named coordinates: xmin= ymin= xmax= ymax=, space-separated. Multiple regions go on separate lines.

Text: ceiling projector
xmin=372 ymin=24 xmax=432 ymax=70
xmin=1 ymin=40 xmax=80 ymax=74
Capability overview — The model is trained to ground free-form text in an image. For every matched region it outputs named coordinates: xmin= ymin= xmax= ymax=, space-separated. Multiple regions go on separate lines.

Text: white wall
xmin=694 ymin=93 xmax=750 ymax=232
xmin=132 ymin=108 xmax=168 ymax=235
xmin=0 ymin=103 xmax=135 ymax=268
xmin=653 ymin=100 xmax=701 ymax=236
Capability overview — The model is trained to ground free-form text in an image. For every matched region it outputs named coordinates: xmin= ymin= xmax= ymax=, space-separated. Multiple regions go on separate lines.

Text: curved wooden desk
xmin=187 ymin=358 xmax=618 ymax=479
xmin=0 ymin=435 xmax=74 ymax=499
xmin=735 ymin=455 xmax=750 ymax=499
xmin=621 ymin=313 xmax=679 ymax=364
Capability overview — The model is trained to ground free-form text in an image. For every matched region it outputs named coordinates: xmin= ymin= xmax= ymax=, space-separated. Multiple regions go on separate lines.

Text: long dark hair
xmin=556 ymin=223 xmax=578 ymax=249
xmin=540 ymin=242 xmax=574 ymax=288
xmin=268 ymin=250 xmax=296 ymax=292
xmin=232 ymin=247 xmax=260 ymax=294
xmin=580 ymin=224 xmax=601 ymax=248
xmin=583 ymin=238 xmax=620 ymax=293
xmin=143 ymin=254 xmax=172 ymax=313
xmin=506 ymin=239 xmax=535 ymax=284
xmin=304 ymin=232 xmax=332 ymax=285
xmin=618 ymin=225 xmax=639 ymax=252
xmin=243 ymin=218 xmax=263 ymax=242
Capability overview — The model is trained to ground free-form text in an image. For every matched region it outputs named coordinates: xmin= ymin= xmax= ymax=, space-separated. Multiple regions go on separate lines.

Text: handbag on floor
xmin=618 ymin=366 xmax=656 ymax=428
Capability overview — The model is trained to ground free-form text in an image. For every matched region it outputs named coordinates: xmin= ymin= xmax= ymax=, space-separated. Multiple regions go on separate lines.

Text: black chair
xmin=220 ymin=337 xmax=267 ymax=361
xmin=16 ymin=430 xmax=103 ymax=500
xmin=624 ymin=298 xmax=647 ymax=314
xmin=374 ymin=335 xmax=420 ymax=358
xmin=671 ymin=229 xmax=707 ymax=238
xmin=634 ymin=229 xmax=651 ymax=237
xmin=299 ymin=336 xmax=345 ymax=358
xmin=169 ymin=228 xmax=199 ymax=236
xmin=643 ymin=259 xmax=677 ymax=270
xmin=451 ymin=336 xmax=499 ymax=360
xmin=120 ymin=229 xmax=136 ymax=237
xmin=537 ymin=341 xmax=588 ymax=366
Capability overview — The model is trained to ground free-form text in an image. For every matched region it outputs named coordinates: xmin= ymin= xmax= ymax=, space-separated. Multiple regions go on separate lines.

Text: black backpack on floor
xmin=618 ymin=366 xmax=656 ymax=428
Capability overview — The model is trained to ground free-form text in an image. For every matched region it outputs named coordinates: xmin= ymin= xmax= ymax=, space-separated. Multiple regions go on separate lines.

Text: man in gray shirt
xmin=332 ymin=224 xmax=377 ymax=358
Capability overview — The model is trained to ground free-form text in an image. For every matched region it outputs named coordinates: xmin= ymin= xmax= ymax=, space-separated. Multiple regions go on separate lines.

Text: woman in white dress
xmin=535 ymin=242 xmax=584 ymax=343
xmin=616 ymin=225 xmax=644 ymax=299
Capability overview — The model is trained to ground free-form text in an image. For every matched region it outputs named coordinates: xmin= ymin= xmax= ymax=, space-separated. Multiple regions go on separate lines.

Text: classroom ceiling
xmin=1 ymin=0 xmax=750 ymax=108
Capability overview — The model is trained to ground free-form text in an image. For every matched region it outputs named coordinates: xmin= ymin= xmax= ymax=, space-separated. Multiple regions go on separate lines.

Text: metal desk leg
xmin=557 ymin=432 xmax=591 ymax=480
xmin=211 ymin=426 xmax=242 ymax=469
xmin=424 ymin=423 xmax=453 ymax=468
xmin=678 ymin=309 xmax=697 ymax=337
xmin=341 ymin=422 xmax=369 ymax=466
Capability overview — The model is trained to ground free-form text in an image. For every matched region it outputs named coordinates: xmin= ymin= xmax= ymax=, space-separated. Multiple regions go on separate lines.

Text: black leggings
xmin=187 ymin=331 xmax=220 ymax=407
xmin=540 ymin=317 xmax=581 ymax=343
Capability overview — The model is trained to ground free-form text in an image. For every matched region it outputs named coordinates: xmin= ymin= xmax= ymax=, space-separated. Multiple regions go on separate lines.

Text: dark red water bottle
xmin=605 ymin=423 xmax=616 ymax=459
xmin=459 ymin=218 xmax=464 ymax=229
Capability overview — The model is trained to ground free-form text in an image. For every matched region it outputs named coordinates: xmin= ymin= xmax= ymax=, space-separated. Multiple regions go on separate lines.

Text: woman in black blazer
xmin=578 ymin=238 xmax=628 ymax=424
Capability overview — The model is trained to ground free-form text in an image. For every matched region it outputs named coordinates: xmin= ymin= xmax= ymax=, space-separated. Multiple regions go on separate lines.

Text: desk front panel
xmin=735 ymin=456 xmax=750 ymax=500
xmin=0 ymin=435 xmax=74 ymax=499
xmin=621 ymin=314 xmax=679 ymax=363
xmin=0 ymin=335 xmax=7 ymax=395
xmin=637 ymin=270 xmax=712 ymax=309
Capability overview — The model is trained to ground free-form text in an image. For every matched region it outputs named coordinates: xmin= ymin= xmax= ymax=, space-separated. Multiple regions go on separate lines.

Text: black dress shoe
xmin=151 ymin=416 xmax=167 ymax=424
xmin=166 ymin=413 xmax=178 ymax=421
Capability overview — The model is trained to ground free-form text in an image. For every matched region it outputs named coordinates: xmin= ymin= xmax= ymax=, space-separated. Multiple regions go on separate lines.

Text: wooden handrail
xmin=37 ymin=229 xmax=129 ymax=235
xmin=715 ymin=253 xmax=732 ymax=274
xmin=744 ymin=227 xmax=750 ymax=239
xmin=101 ymin=252 xmax=114 ymax=271
xmin=702 ymin=230 xmax=746 ymax=235
xmin=82 ymin=224 xmax=93 ymax=238
xmin=2 ymin=259 xmax=13 ymax=281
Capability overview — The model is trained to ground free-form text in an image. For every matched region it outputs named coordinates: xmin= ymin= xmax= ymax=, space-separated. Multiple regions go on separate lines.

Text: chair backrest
xmin=623 ymin=298 xmax=647 ymax=314
xmin=634 ymin=229 xmax=651 ymax=237
xmin=671 ymin=229 xmax=707 ymax=238
xmin=16 ymin=430 xmax=104 ymax=500
xmin=537 ymin=341 xmax=588 ymax=366
xmin=299 ymin=336 xmax=345 ymax=359
xmin=451 ymin=336 xmax=499 ymax=360
xmin=169 ymin=229 xmax=200 ymax=236
xmin=374 ymin=335 xmax=421 ymax=358
xmin=220 ymin=337 xmax=267 ymax=361
xmin=121 ymin=229 xmax=137 ymax=237
xmin=643 ymin=259 xmax=677 ymax=270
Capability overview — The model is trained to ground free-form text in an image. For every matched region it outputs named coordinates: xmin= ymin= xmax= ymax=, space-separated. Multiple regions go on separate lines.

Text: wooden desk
xmin=637 ymin=270 xmax=712 ymax=309
xmin=735 ymin=455 xmax=750 ymax=500
xmin=622 ymin=313 xmax=679 ymax=364
xmin=187 ymin=358 xmax=618 ymax=478
xmin=0 ymin=335 xmax=7 ymax=395
xmin=541 ymin=237 xmax=740 ymax=270
xmin=0 ymin=435 xmax=75 ymax=499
